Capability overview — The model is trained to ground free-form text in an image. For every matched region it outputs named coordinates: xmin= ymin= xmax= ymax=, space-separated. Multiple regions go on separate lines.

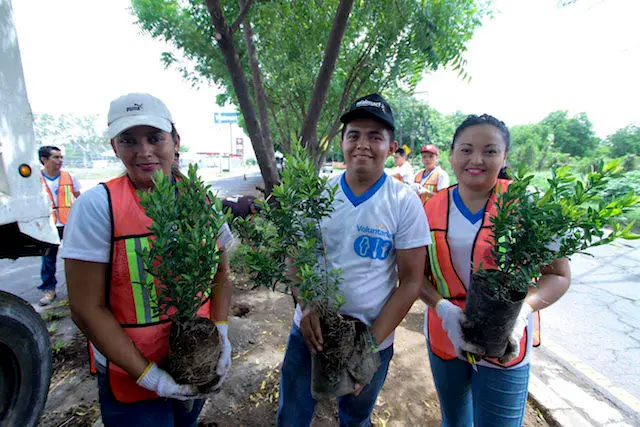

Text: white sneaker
xmin=39 ymin=290 xmax=57 ymax=306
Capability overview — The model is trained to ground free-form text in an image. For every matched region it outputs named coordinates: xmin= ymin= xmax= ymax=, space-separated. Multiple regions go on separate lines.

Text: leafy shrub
xmin=384 ymin=156 xmax=395 ymax=168
xmin=235 ymin=142 xmax=344 ymax=313
xmin=479 ymin=160 xmax=639 ymax=299
xmin=137 ymin=165 xmax=230 ymax=322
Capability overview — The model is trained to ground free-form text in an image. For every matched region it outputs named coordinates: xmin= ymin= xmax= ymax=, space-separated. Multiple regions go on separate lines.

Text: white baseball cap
xmin=107 ymin=93 xmax=173 ymax=139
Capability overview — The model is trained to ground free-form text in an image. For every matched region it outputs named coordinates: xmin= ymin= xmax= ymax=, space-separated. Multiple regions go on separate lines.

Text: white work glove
xmin=137 ymin=362 xmax=197 ymax=401
xmin=435 ymin=299 xmax=484 ymax=360
xmin=212 ymin=322 xmax=232 ymax=391
xmin=409 ymin=183 xmax=428 ymax=196
xmin=499 ymin=303 xmax=533 ymax=364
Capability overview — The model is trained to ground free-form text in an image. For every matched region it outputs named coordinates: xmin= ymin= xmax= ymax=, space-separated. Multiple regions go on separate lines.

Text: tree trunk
xmin=205 ymin=0 xmax=279 ymax=195
xmin=239 ymin=0 xmax=275 ymax=164
xmin=299 ymin=0 xmax=355 ymax=166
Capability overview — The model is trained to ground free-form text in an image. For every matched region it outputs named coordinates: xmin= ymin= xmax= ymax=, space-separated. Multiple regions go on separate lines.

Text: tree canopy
xmin=34 ymin=113 xmax=107 ymax=168
xmin=541 ymin=110 xmax=598 ymax=158
xmin=608 ymin=124 xmax=640 ymax=158
xmin=132 ymin=0 xmax=488 ymax=188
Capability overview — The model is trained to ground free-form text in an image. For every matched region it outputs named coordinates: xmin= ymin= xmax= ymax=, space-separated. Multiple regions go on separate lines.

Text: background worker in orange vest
xmin=410 ymin=144 xmax=449 ymax=205
xmin=420 ymin=114 xmax=571 ymax=426
xmin=61 ymin=93 xmax=233 ymax=426
xmin=38 ymin=145 xmax=81 ymax=306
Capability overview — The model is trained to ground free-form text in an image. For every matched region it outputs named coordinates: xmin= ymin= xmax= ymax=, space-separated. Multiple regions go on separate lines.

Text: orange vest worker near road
xmin=38 ymin=145 xmax=81 ymax=306
xmin=61 ymin=93 xmax=233 ymax=427
xmin=409 ymin=144 xmax=449 ymax=205
xmin=420 ymin=114 xmax=570 ymax=426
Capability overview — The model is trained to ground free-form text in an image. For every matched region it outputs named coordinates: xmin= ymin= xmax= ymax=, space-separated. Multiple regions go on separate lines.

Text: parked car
xmin=320 ymin=162 xmax=333 ymax=176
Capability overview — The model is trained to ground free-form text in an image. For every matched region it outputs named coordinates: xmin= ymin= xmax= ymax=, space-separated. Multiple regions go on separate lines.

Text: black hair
xmin=451 ymin=114 xmax=511 ymax=179
xmin=171 ymin=123 xmax=179 ymax=142
xmin=340 ymin=122 xmax=396 ymax=142
xmin=38 ymin=146 xmax=61 ymax=165
xmin=395 ymin=148 xmax=406 ymax=157
xmin=170 ymin=123 xmax=184 ymax=179
xmin=451 ymin=114 xmax=511 ymax=153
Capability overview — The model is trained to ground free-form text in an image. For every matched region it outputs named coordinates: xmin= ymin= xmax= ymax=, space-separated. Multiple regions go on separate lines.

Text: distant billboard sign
xmin=214 ymin=112 xmax=239 ymax=124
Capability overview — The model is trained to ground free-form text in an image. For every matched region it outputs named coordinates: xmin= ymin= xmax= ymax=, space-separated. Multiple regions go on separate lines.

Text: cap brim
xmin=107 ymin=115 xmax=172 ymax=139
xmin=340 ymin=109 xmax=395 ymax=131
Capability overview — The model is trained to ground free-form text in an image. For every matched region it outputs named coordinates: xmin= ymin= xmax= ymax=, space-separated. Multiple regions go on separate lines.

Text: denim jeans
xmin=39 ymin=226 xmax=64 ymax=292
xmin=277 ymin=325 xmax=394 ymax=427
xmin=96 ymin=371 xmax=205 ymax=427
xmin=428 ymin=346 xmax=530 ymax=427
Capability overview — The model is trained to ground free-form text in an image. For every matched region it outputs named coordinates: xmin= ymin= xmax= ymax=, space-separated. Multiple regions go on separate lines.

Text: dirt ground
xmin=38 ymin=274 xmax=550 ymax=426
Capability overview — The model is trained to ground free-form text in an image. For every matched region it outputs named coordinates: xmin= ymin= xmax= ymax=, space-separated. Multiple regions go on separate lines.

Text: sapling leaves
xmin=137 ymin=165 xmax=231 ymax=323
xmin=235 ymin=141 xmax=344 ymax=313
xmin=479 ymin=159 xmax=639 ymax=300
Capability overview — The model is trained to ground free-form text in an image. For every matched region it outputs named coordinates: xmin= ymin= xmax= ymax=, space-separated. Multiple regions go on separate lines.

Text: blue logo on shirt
xmin=353 ymin=235 xmax=392 ymax=260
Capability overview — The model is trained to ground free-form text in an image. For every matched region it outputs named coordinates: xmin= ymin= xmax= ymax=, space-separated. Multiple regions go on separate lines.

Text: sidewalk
xmin=529 ymin=337 xmax=640 ymax=427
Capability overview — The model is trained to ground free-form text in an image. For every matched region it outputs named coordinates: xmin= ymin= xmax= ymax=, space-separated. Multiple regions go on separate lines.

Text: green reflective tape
xmin=138 ymin=238 xmax=159 ymax=322
xmin=64 ymin=185 xmax=72 ymax=206
xmin=125 ymin=238 xmax=158 ymax=323
xmin=428 ymin=232 xmax=450 ymax=298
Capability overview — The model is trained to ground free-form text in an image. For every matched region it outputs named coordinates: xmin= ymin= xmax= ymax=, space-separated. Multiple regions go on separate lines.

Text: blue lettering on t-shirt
xmin=354 ymin=235 xmax=392 ymax=260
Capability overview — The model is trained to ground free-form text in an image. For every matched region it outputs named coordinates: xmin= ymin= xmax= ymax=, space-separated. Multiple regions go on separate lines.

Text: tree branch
xmin=205 ymin=0 xmax=279 ymax=194
xmin=239 ymin=0 xmax=274 ymax=160
xmin=299 ymin=0 xmax=356 ymax=162
xmin=230 ymin=0 xmax=254 ymax=34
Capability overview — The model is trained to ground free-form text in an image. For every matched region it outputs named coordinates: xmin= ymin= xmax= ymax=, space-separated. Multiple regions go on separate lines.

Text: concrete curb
xmin=528 ymin=345 xmax=640 ymax=426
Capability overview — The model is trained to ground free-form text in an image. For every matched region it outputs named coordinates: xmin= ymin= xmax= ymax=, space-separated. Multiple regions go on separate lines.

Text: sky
xmin=417 ymin=0 xmax=640 ymax=137
xmin=11 ymin=0 xmax=640 ymax=154
xmin=11 ymin=0 xmax=252 ymax=157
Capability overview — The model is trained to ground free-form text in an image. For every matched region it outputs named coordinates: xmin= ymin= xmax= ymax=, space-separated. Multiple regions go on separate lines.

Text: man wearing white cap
xmin=61 ymin=93 xmax=233 ymax=426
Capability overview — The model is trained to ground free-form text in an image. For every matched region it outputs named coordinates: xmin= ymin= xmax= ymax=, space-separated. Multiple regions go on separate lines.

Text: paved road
xmin=0 ymin=172 xmax=264 ymax=308
xmin=540 ymin=238 xmax=640 ymax=411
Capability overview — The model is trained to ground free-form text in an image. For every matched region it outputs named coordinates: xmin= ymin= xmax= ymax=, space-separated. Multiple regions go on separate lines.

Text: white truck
xmin=1 ymin=0 xmax=60 ymax=425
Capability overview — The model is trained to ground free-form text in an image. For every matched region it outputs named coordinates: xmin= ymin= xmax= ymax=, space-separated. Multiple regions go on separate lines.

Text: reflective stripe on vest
xmin=424 ymin=179 xmax=540 ymax=367
xmin=93 ymin=174 xmax=212 ymax=403
xmin=415 ymin=167 xmax=441 ymax=206
xmin=125 ymin=237 xmax=160 ymax=324
xmin=42 ymin=171 xmax=75 ymax=224
xmin=427 ymin=231 xmax=450 ymax=298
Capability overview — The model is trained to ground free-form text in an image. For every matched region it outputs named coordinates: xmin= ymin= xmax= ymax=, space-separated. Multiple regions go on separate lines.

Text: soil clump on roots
xmin=165 ymin=317 xmax=221 ymax=393
xmin=311 ymin=310 xmax=379 ymax=399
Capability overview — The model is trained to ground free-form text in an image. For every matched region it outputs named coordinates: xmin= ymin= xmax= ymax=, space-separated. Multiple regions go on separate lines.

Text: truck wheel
xmin=0 ymin=291 xmax=52 ymax=427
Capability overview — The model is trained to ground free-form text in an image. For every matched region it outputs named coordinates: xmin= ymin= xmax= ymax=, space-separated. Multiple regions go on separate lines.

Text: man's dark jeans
xmin=38 ymin=226 xmax=64 ymax=292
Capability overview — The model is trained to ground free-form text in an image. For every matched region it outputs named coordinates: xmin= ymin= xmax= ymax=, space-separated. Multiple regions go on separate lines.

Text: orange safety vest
xmin=414 ymin=167 xmax=442 ymax=206
xmin=424 ymin=179 xmax=540 ymax=368
xmin=42 ymin=171 xmax=75 ymax=225
xmin=95 ymin=175 xmax=212 ymax=403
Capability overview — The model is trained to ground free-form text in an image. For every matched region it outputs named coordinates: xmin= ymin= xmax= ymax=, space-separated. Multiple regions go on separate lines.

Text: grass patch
xmin=51 ymin=339 xmax=72 ymax=354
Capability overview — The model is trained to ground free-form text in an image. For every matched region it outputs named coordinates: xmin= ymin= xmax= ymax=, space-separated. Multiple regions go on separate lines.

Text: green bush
xmin=234 ymin=142 xmax=344 ymax=312
xmin=479 ymin=160 xmax=639 ymax=299
xmin=384 ymin=156 xmax=395 ymax=168
xmin=137 ymin=166 xmax=230 ymax=322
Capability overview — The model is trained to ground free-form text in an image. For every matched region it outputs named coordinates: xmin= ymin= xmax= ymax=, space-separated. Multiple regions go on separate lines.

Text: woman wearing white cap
xmin=61 ymin=93 xmax=233 ymax=426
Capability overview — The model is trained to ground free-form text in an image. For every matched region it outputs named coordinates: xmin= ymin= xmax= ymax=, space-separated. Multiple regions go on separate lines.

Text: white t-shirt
xmin=61 ymin=184 xmax=233 ymax=367
xmin=293 ymin=172 xmax=431 ymax=350
xmin=388 ymin=161 xmax=415 ymax=184
xmin=418 ymin=167 xmax=450 ymax=191
xmin=42 ymin=171 xmax=82 ymax=226
xmin=423 ymin=188 xmax=533 ymax=369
